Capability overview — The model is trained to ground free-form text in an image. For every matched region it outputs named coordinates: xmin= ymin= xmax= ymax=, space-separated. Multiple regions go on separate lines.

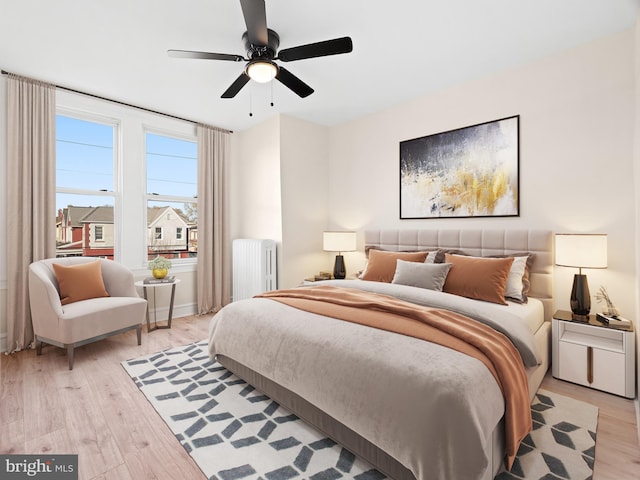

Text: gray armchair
xmin=28 ymin=257 xmax=148 ymax=369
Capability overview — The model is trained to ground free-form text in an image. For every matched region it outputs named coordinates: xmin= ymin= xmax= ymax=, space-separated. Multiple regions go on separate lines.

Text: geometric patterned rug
xmin=495 ymin=389 xmax=598 ymax=480
xmin=122 ymin=341 xmax=598 ymax=480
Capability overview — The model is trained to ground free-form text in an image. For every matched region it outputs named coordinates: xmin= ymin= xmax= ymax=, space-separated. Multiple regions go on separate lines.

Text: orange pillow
xmin=443 ymin=254 xmax=514 ymax=305
xmin=52 ymin=260 xmax=110 ymax=305
xmin=361 ymin=250 xmax=429 ymax=283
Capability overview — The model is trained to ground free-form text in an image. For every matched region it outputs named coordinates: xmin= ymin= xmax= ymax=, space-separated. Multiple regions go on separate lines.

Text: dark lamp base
xmin=333 ymin=254 xmax=346 ymax=279
xmin=570 ymin=273 xmax=591 ymax=316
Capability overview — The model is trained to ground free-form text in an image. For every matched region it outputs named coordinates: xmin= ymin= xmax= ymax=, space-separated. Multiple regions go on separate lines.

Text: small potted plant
xmin=148 ymin=255 xmax=172 ymax=279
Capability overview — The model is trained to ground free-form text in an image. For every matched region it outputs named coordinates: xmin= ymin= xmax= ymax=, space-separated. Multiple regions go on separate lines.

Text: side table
xmin=135 ymin=279 xmax=181 ymax=332
xmin=552 ymin=309 xmax=635 ymax=398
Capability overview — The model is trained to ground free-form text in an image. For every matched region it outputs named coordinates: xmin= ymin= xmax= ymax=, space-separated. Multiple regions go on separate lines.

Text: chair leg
xmin=136 ymin=325 xmax=142 ymax=345
xmin=67 ymin=346 xmax=75 ymax=370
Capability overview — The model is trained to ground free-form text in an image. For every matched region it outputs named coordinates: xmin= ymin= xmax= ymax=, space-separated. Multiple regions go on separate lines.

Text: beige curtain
xmin=6 ymin=74 xmax=56 ymax=352
xmin=196 ymin=124 xmax=231 ymax=314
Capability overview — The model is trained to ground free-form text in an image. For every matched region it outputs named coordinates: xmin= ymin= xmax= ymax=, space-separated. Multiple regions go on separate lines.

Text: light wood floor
xmin=1 ymin=314 xmax=639 ymax=479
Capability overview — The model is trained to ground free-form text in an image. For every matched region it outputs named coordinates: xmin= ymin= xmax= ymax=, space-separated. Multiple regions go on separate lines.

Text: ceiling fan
xmin=168 ymin=0 xmax=353 ymax=99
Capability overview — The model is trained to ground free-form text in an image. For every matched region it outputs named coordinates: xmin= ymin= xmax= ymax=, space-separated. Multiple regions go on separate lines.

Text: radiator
xmin=232 ymin=239 xmax=277 ymax=301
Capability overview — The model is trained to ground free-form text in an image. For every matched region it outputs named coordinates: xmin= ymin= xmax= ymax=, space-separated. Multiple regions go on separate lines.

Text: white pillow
xmin=392 ymin=260 xmax=452 ymax=291
xmin=425 ymin=251 xmax=437 ymax=263
xmin=504 ymin=255 xmax=528 ymax=302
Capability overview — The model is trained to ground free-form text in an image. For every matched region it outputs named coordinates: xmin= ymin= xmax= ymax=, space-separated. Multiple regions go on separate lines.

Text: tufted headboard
xmin=364 ymin=229 xmax=554 ymax=321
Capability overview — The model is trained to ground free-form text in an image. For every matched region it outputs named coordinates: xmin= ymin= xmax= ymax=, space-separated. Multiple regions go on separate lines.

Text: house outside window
xmin=146 ymin=132 xmax=197 ymax=260
xmin=95 ymin=225 xmax=103 ymax=241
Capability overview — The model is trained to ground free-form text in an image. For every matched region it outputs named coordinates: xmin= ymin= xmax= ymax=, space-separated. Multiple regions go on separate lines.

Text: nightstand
xmin=552 ymin=310 xmax=635 ymax=398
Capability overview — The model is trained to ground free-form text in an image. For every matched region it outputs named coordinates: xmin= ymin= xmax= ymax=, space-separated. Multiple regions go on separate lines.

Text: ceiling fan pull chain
xmin=249 ymin=88 xmax=253 ymax=117
xmin=270 ymin=81 xmax=274 ymax=107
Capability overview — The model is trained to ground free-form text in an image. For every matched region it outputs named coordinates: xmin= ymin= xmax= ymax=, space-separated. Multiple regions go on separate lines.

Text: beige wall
xmin=328 ymin=29 xmax=637 ymax=321
xmin=279 ymin=115 xmax=330 ymax=288
xmin=230 ymin=116 xmax=282 ymax=242
xmin=230 ymin=114 xmax=331 ymax=289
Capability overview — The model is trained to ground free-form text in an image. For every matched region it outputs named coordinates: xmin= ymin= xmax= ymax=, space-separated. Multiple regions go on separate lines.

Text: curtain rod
xmin=1 ymin=69 xmax=233 ymax=134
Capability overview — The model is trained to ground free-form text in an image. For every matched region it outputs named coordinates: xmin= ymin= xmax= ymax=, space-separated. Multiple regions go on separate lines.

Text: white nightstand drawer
xmin=557 ymin=341 xmax=626 ymax=396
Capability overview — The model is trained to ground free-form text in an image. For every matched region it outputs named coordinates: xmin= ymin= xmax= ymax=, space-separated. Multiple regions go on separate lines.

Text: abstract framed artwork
xmin=400 ymin=115 xmax=520 ymax=219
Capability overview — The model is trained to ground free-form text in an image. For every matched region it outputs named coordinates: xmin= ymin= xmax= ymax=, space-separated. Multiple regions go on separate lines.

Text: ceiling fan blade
xmin=221 ymin=73 xmax=251 ymax=98
xmin=168 ymin=50 xmax=244 ymax=62
xmin=276 ymin=67 xmax=313 ymax=98
xmin=278 ymin=37 xmax=353 ymax=62
xmin=240 ymin=0 xmax=268 ymax=46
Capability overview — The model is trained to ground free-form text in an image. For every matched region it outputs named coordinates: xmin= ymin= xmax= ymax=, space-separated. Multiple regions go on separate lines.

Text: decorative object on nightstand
xmin=594 ymin=285 xmax=620 ymax=317
xmin=554 ymin=233 xmax=607 ymax=318
xmin=323 ymin=231 xmax=356 ymax=280
xmin=552 ymin=309 xmax=635 ymax=398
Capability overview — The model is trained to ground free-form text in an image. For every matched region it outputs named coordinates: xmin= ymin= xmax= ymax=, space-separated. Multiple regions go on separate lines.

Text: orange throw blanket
xmin=257 ymin=285 xmax=532 ymax=469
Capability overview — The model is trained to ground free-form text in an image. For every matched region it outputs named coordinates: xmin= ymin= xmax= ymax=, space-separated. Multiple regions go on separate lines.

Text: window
xmin=55 ymin=114 xmax=116 ymax=259
xmin=146 ymin=133 xmax=197 ymax=260
xmin=57 ymin=90 xmax=197 ymax=269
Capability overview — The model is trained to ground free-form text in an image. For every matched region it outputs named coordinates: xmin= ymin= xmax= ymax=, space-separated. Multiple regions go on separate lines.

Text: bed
xmin=208 ymin=229 xmax=553 ymax=480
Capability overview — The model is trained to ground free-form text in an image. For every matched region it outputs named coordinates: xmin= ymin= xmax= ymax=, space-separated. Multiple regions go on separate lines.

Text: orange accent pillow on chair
xmin=52 ymin=260 xmax=110 ymax=305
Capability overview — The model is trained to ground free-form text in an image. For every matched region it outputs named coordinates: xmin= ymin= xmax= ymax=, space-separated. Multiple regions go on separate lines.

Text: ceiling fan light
xmin=246 ymin=60 xmax=278 ymax=83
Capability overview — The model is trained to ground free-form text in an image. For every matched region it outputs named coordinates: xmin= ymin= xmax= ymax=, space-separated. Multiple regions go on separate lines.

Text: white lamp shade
xmin=555 ymin=234 xmax=607 ymax=269
xmin=323 ymin=231 xmax=356 ymax=252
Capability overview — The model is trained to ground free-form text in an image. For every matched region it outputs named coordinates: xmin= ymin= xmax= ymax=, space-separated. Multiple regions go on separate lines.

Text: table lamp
xmin=555 ymin=233 xmax=607 ymax=317
xmin=323 ymin=231 xmax=356 ymax=279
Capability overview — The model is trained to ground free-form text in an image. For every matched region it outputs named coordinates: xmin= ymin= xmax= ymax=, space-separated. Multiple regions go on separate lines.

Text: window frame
xmin=55 ymin=107 xmax=120 ymax=260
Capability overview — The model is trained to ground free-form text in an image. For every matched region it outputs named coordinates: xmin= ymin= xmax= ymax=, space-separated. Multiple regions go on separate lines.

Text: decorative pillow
xmin=52 ymin=260 xmax=110 ymax=305
xmin=391 ymin=260 xmax=452 ymax=291
xmin=361 ymin=249 xmax=429 ymax=283
xmin=442 ymin=254 xmax=514 ymax=305
xmin=487 ymin=254 xmax=535 ymax=303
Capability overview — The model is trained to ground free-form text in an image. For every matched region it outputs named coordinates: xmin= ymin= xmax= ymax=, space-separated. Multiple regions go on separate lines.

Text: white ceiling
xmin=1 ymin=0 xmax=638 ymax=132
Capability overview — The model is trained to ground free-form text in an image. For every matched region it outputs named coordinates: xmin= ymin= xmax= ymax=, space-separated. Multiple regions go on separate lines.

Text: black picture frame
xmin=399 ymin=115 xmax=520 ymax=219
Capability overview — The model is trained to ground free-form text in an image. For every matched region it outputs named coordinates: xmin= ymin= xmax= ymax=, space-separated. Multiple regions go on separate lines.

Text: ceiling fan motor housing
xmin=242 ymin=28 xmax=280 ymax=59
